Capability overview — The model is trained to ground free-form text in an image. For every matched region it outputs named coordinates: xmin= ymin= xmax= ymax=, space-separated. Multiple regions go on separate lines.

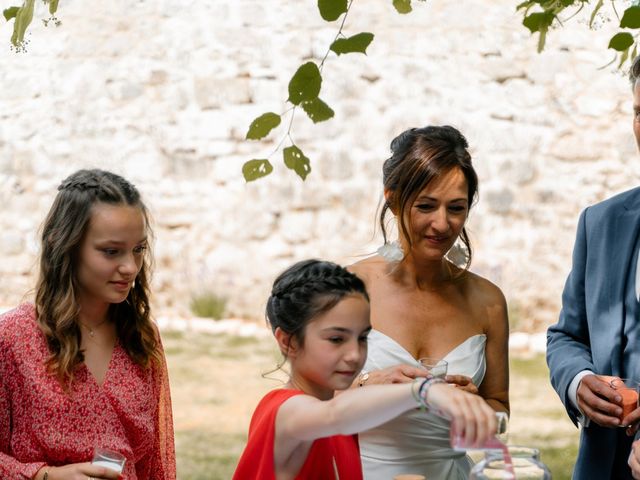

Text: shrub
xmin=190 ymin=291 xmax=227 ymax=320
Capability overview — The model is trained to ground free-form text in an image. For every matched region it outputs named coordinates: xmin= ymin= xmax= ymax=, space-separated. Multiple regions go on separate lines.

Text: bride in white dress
xmin=349 ymin=126 xmax=510 ymax=480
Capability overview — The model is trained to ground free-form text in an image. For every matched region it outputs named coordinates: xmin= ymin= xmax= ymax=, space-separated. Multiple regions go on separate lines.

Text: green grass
xmin=510 ymin=355 xmax=550 ymax=379
xmin=538 ymin=441 xmax=579 ymax=479
xmin=175 ymin=431 xmax=246 ymax=480
xmin=507 ymin=355 xmax=579 ymax=479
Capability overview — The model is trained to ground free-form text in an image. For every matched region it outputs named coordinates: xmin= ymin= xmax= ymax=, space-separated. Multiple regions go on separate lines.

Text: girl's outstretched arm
xmin=275 ymin=380 xmax=497 ymax=461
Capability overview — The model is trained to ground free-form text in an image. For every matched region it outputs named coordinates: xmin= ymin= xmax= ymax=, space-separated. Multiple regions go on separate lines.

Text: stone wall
xmin=0 ymin=0 xmax=637 ymax=330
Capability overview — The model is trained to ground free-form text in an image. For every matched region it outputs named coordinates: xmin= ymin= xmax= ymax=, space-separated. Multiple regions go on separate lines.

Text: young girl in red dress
xmin=233 ymin=259 xmax=497 ymax=479
xmin=0 ymin=169 xmax=175 ymax=480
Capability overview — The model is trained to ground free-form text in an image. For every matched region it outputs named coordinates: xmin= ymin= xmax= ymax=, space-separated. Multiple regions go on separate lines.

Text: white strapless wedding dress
xmin=360 ymin=330 xmax=487 ymax=480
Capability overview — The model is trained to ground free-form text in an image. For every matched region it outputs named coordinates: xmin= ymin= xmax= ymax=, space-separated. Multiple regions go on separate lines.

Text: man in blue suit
xmin=548 ymin=54 xmax=640 ymax=480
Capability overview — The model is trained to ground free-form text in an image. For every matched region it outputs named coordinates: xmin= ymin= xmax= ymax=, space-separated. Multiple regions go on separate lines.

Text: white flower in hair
xmin=377 ymin=241 xmax=405 ymax=263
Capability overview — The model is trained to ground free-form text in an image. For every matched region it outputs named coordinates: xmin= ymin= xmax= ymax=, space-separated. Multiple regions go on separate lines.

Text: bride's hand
xmin=445 ymin=375 xmax=479 ymax=395
xmin=358 ymin=365 xmax=427 ymax=386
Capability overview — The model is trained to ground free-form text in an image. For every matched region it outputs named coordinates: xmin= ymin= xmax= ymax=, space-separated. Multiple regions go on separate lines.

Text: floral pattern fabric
xmin=0 ymin=303 xmax=176 ymax=480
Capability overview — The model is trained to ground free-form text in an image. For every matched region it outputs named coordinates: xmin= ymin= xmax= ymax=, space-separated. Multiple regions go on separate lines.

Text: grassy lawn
xmin=165 ymin=329 xmax=579 ymax=479
xmin=507 ymin=356 xmax=579 ymax=479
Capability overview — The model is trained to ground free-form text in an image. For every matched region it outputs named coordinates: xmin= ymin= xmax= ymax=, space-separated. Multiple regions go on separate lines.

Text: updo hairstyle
xmin=379 ymin=125 xmax=478 ymax=269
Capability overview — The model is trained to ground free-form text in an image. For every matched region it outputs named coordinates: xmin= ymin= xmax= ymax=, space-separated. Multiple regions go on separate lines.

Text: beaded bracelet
xmin=420 ymin=377 xmax=446 ymax=407
xmin=413 ymin=377 xmax=446 ymax=410
xmin=411 ymin=378 xmax=427 ymax=411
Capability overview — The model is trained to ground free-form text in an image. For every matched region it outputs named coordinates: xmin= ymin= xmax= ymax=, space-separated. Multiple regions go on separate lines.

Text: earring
xmin=446 ymin=242 xmax=468 ymax=267
xmin=377 ymin=240 xmax=405 ymax=263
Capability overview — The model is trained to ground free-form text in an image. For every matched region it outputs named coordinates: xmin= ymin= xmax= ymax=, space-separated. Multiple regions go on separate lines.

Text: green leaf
xmin=515 ymin=0 xmax=536 ymax=11
xmin=301 ymin=98 xmax=335 ymax=124
xmin=621 ymin=6 xmax=640 ymax=29
xmin=242 ymin=159 xmax=273 ymax=182
xmin=246 ymin=112 xmax=281 ymax=140
xmin=318 ymin=0 xmax=347 ymax=21
xmin=537 ymin=26 xmax=548 ymax=53
xmin=3 ymin=6 xmax=19 ymax=21
xmin=522 ymin=11 xmax=554 ymax=33
xmin=10 ymin=0 xmax=35 ymax=48
xmin=330 ymin=32 xmax=375 ymax=55
xmin=288 ymin=62 xmax=322 ymax=105
xmin=49 ymin=0 xmax=59 ymax=15
xmin=283 ymin=145 xmax=311 ymax=180
xmin=589 ymin=0 xmax=604 ymax=28
xmin=392 ymin=0 xmax=412 ymax=14
xmin=609 ymin=32 xmax=634 ymax=52
xmin=618 ymin=46 xmax=631 ymax=68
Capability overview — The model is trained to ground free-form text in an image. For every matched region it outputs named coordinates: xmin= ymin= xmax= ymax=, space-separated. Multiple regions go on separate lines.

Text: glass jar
xmin=469 ymin=446 xmax=551 ymax=479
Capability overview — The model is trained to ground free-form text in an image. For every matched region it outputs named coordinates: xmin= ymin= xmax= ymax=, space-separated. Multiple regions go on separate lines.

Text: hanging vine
xmin=243 ymin=0 xmax=427 ymax=182
xmin=3 ymin=0 xmax=60 ymax=51
xmin=518 ymin=0 xmax=640 ymax=69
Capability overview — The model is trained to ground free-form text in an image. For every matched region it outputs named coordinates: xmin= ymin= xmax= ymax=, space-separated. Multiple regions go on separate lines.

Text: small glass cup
xmin=418 ymin=357 xmax=448 ymax=378
xmin=608 ymin=377 xmax=640 ymax=426
xmin=451 ymin=411 xmax=509 ymax=451
xmin=91 ymin=447 xmax=126 ymax=473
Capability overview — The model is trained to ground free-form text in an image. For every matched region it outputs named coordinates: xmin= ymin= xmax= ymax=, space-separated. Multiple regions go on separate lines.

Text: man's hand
xmin=628 ymin=439 xmax=640 ymax=478
xmin=577 ymin=374 xmax=622 ymax=427
xmin=623 ymin=407 xmax=640 ymax=436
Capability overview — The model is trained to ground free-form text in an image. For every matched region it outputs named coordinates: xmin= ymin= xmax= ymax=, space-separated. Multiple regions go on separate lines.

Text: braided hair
xmin=36 ymin=169 xmax=160 ymax=387
xmin=266 ymin=259 xmax=369 ymax=347
xmin=380 ymin=125 xmax=478 ymax=270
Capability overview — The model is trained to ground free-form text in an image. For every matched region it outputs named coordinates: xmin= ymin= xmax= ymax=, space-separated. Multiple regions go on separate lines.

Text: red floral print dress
xmin=0 ymin=304 xmax=176 ymax=480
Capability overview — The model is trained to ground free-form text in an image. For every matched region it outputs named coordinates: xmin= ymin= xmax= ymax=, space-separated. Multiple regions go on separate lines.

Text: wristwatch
xmin=357 ymin=370 xmax=370 ymax=387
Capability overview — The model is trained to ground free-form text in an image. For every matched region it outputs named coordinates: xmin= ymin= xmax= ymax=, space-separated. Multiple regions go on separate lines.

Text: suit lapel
xmin=607 ymin=194 xmax=640 ymax=375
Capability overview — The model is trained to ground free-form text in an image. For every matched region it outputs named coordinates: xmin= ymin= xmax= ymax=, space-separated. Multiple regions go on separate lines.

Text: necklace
xmin=79 ymin=318 xmax=109 ymax=337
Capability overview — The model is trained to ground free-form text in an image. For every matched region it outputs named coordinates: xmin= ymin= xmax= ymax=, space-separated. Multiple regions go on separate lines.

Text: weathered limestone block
xmin=194 ymin=76 xmax=252 ymax=110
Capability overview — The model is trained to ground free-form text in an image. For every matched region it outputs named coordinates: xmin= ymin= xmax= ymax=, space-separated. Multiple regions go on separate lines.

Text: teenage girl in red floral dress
xmin=0 ymin=169 xmax=176 ymax=480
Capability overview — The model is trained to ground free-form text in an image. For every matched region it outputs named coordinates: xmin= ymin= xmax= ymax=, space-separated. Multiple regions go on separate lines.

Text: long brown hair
xmin=379 ymin=125 xmax=479 ymax=270
xmin=35 ymin=169 xmax=160 ymax=386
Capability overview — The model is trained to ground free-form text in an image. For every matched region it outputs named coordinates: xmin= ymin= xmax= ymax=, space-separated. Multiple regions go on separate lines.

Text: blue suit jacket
xmin=547 ymin=187 xmax=640 ymax=479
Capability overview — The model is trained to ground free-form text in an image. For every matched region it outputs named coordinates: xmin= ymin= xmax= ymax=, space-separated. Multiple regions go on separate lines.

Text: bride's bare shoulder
xmin=348 ymin=256 xmax=387 ymax=282
xmin=460 ymin=270 xmax=507 ymax=310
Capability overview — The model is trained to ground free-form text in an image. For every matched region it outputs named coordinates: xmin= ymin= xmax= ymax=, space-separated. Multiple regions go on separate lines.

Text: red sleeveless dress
xmin=233 ymin=389 xmax=363 ymax=479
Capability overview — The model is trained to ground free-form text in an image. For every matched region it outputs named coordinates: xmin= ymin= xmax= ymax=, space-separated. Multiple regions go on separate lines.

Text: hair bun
xmin=389 ymin=128 xmax=417 ymax=155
